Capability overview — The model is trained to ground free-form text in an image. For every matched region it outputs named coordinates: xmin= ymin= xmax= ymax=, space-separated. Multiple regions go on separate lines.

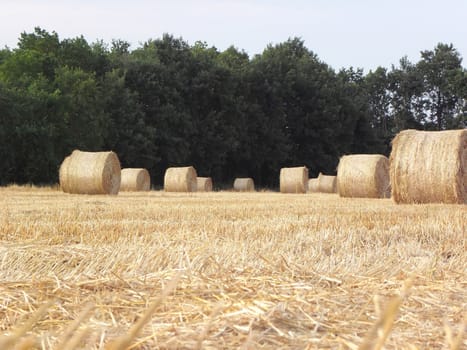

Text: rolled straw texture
xmin=337 ymin=154 xmax=390 ymax=198
xmin=120 ymin=168 xmax=151 ymax=191
xmin=197 ymin=177 xmax=213 ymax=192
xmin=164 ymin=166 xmax=197 ymax=192
xmin=390 ymin=129 xmax=466 ymax=204
xmin=318 ymin=174 xmax=337 ymax=193
xmin=59 ymin=150 xmax=121 ymax=195
xmin=308 ymin=178 xmax=319 ymax=193
xmin=280 ymin=166 xmax=308 ymax=193
xmin=233 ymin=178 xmax=255 ymax=192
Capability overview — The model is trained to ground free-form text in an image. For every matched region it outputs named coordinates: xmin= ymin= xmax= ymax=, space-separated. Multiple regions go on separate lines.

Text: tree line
xmin=0 ymin=28 xmax=465 ymax=187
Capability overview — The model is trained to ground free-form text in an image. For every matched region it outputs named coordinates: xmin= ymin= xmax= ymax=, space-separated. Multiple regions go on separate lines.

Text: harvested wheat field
xmin=0 ymin=186 xmax=465 ymax=349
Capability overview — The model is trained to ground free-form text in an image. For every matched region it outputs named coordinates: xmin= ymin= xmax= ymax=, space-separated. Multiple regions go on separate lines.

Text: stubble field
xmin=0 ymin=186 xmax=465 ymax=349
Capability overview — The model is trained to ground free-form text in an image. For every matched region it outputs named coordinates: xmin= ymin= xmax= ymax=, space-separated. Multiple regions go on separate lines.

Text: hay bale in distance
xmin=337 ymin=154 xmax=390 ymax=198
xmin=233 ymin=178 xmax=255 ymax=192
xmin=164 ymin=166 xmax=197 ymax=192
xmin=120 ymin=168 xmax=151 ymax=191
xmin=280 ymin=166 xmax=308 ymax=193
xmin=390 ymin=129 xmax=466 ymax=204
xmin=308 ymin=178 xmax=319 ymax=193
xmin=59 ymin=150 xmax=121 ymax=195
xmin=197 ymin=177 xmax=213 ymax=192
xmin=318 ymin=174 xmax=337 ymax=193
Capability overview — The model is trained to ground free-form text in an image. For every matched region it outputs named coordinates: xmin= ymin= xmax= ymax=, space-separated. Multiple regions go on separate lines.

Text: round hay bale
xmin=233 ymin=178 xmax=255 ymax=192
xmin=280 ymin=166 xmax=308 ymax=193
xmin=164 ymin=166 xmax=197 ymax=192
xmin=390 ymin=129 xmax=466 ymax=204
xmin=197 ymin=177 xmax=213 ymax=192
xmin=59 ymin=150 xmax=121 ymax=195
xmin=318 ymin=174 xmax=337 ymax=193
xmin=308 ymin=178 xmax=319 ymax=193
xmin=120 ymin=168 xmax=151 ymax=191
xmin=337 ymin=154 xmax=390 ymax=198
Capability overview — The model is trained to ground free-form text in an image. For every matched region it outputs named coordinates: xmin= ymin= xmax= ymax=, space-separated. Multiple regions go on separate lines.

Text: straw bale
xmin=308 ymin=178 xmax=319 ymax=193
xmin=337 ymin=154 xmax=390 ymax=198
xmin=390 ymin=129 xmax=466 ymax=204
xmin=196 ymin=177 xmax=213 ymax=192
xmin=318 ymin=174 xmax=337 ymax=193
xmin=59 ymin=150 xmax=121 ymax=195
xmin=280 ymin=166 xmax=308 ymax=193
xmin=233 ymin=178 xmax=255 ymax=192
xmin=120 ymin=168 xmax=151 ymax=192
xmin=164 ymin=166 xmax=197 ymax=192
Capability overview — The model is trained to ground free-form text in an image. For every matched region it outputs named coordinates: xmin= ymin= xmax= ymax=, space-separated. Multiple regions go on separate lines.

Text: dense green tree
xmin=364 ymin=67 xmax=392 ymax=147
xmin=0 ymin=29 xmax=110 ymax=183
xmin=387 ymin=57 xmax=424 ymax=132
xmin=0 ymin=29 xmax=465 ymax=186
xmin=337 ymin=68 xmax=382 ymax=155
xmin=417 ymin=43 xmax=466 ymax=129
xmin=0 ymin=78 xmax=61 ymax=183
xmin=215 ymin=46 xmax=252 ymax=183
xmin=16 ymin=27 xmax=60 ymax=81
xmin=102 ymin=69 xmax=157 ymax=171
xmin=124 ymin=35 xmax=194 ymax=181
xmin=0 ymin=82 xmax=19 ymax=183
xmin=53 ymin=66 xmax=108 ymax=152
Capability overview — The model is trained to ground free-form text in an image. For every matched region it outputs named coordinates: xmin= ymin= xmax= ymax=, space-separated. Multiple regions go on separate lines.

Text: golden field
xmin=0 ymin=186 xmax=465 ymax=349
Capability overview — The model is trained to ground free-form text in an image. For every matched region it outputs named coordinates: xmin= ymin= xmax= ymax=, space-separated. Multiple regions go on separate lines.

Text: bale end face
xmin=318 ymin=174 xmax=337 ymax=193
xmin=59 ymin=150 xmax=121 ymax=195
xmin=164 ymin=166 xmax=197 ymax=192
xmin=337 ymin=154 xmax=390 ymax=198
xmin=120 ymin=168 xmax=151 ymax=191
xmin=233 ymin=178 xmax=255 ymax=192
xmin=308 ymin=178 xmax=319 ymax=193
xmin=390 ymin=129 xmax=466 ymax=204
xmin=197 ymin=177 xmax=213 ymax=192
xmin=280 ymin=166 xmax=309 ymax=194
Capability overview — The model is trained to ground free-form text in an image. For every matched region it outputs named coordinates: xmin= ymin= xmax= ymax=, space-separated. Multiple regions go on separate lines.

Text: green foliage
xmin=417 ymin=43 xmax=466 ymax=129
xmin=101 ymin=69 xmax=157 ymax=171
xmin=0 ymin=29 xmax=465 ymax=186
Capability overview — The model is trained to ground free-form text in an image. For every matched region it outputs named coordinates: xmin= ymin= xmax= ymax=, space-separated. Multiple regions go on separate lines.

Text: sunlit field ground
xmin=0 ymin=186 xmax=465 ymax=349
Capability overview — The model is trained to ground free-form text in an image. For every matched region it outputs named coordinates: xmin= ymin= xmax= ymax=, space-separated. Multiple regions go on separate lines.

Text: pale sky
xmin=1 ymin=0 xmax=466 ymax=72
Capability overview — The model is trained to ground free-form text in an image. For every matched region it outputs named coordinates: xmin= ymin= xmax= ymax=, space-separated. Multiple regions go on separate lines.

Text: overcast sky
xmin=1 ymin=0 xmax=466 ymax=72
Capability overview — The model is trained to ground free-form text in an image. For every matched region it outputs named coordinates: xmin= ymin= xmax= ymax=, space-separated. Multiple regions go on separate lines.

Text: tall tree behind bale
xmin=318 ymin=174 xmax=337 ymax=193
xmin=337 ymin=154 xmax=390 ymax=198
xmin=280 ymin=166 xmax=308 ymax=193
xmin=308 ymin=178 xmax=319 ymax=193
xmin=120 ymin=168 xmax=151 ymax=191
xmin=390 ymin=129 xmax=466 ymax=204
xmin=233 ymin=178 xmax=255 ymax=192
xmin=164 ymin=166 xmax=197 ymax=192
xmin=197 ymin=177 xmax=213 ymax=192
xmin=59 ymin=150 xmax=121 ymax=195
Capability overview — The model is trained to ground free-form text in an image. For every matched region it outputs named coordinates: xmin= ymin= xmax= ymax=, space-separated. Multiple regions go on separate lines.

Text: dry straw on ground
xmin=308 ymin=178 xmax=319 ymax=193
xmin=337 ymin=154 xmax=390 ymax=198
xmin=233 ymin=178 xmax=255 ymax=191
xmin=197 ymin=177 xmax=213 ymax=192
xmin=390 ymin=129 xmax=466 ymax=204
xmin=119 ymin=168 xmax=151 ymax=192
xmin=318 ymin=173 xmax=337 ymax=193
xmin=59 ymin=150 xmax=121 ymax=195
xmin=164 ymin=166 xmax=197 ymax=192
xmin=280 ymin=166 xmax=308 ymax=193
xmin=0 ymin=187 xmax=465 ymax=349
